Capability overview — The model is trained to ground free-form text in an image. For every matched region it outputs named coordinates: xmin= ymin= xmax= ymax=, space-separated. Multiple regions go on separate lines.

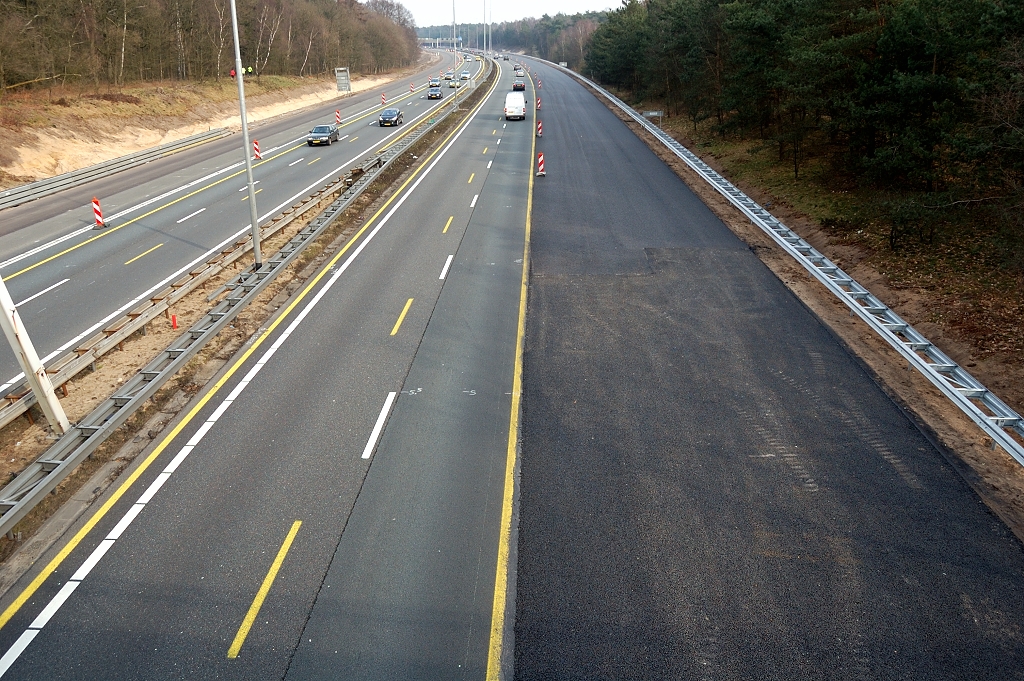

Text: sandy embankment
xmin=1 ymin=57 xmax=438 ymax=184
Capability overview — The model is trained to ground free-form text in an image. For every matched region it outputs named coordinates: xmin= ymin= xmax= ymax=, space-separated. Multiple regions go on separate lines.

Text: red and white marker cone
xmin=92 ymin=196 xmax=104 ymax=228
xmin=410 ymin=83 xmax=415 ymax=93
xmin=253 ymin=140 xmax=261 ymax=160
xmin=381 ymin=93 xmax=387 ymax=106
xmin=537 ymin=96 xmax=542 ymax=110
xmin=537 ymin=119 xmax=543 ymax=137
xmin=335 ymin=110 xmax=341 ymax=124
xmin=538 ymin=80 xmax=542 ymax=89
xmin=536 ymin=152 xmax=546 ymax=177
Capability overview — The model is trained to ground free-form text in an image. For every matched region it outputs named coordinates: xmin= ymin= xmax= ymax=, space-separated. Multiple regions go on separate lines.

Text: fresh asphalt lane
xmin=0 ymin=61 xmax=530 ymax=679
xmin=513 ymin=60 xmax=1024 ymax=678
xmin=0 ymin=54 xmax=481 ymax=390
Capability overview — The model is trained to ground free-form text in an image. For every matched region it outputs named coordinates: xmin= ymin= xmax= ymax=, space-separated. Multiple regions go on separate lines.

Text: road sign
xmin=335 ymin=67 xmax=351 ymax=92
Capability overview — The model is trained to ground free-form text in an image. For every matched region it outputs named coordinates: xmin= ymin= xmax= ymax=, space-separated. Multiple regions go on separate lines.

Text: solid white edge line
xmin=105 ymin=503 xmax=145 ymax=541
xmin=439 ymin=254 xmax=454 ymax=280
xmin=28 ymin=580 xmax=80 ymax=630
xmin=163 ymin=445 xmax=194 ymax=474
xmin=15 ymin=279 xmax=69 ymax=307
xmin=362 ymin=392 xmax=398 ymax=460
xmin=136 ymin=471 xmax=172 ymax=505
xmin=470 ymin=195 xmax=478 ymax=208
xmin=185 ymin=420 xmax=215 ymax=447
xmin=70 ymin=539 xmax=115 ymax=581
xmin=0 ymin=629 xmax=38 ymax=678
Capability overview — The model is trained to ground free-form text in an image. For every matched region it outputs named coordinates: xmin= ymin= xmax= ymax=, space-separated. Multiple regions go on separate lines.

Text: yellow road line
xmin=227 ymin=520 xmax=302 ymax=659
xmin=3 ymin=144 xmax=302 ymax=282
xmin=0 ymin=74 xmax=501 ymax=635
xmin=390 ymin=298 xmax=414 ymax=336
xmin=348 ymin=137 xmax=358 ymax=143
xmin=492 ymin=130 xmax=496 ymax=135
xmin=443 ymin=216 xmax=454 ymax=234
xmin=486 ymin=73 xmax=537 ymax=681
xmin=468 ymin=173 xmax=475 ymax=184
xmin=241 ymin=188 xmax=263 ymax=201
xmin=124 ymin=243 xmax=163 ymax=266
xmin=308 ymin=157 xmax=321 ymax=165
xmin=482 ymin=147 xmax=488 ymax=154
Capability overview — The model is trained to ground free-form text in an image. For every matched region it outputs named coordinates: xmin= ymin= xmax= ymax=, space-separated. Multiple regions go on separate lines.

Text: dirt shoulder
xmin=588 ymin=86 xmax=1024 ymax=540
xmin=0 ymin=52 xmax=440 ymax=189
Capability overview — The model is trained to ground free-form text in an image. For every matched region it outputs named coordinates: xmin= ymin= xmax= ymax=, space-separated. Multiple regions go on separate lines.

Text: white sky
xmin=408 ymin=0 xmax=614 ymax=32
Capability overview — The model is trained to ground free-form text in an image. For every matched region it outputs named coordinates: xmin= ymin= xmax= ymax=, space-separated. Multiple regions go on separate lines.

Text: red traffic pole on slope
xmin=335 ymin=110 xmax=341 ymax=124
xmin=537 ymin=79 xmax=542 ymax=89
xmin=537 ymin=96 xmax=542 ymax=110
xmin=537 ymin=120 xmax=543 ymax=137
xmin=381 ymin=93 xmax=387 ymax=106
xmin=410 ymin=83 xmax=415 ymax=93
xmin=253 ymin=140 xmax=261 ymax=160
xmin=92 ymin=197 xmax=105 ymax=228
xmin=536 ymin=152 xmax=546 ymax=177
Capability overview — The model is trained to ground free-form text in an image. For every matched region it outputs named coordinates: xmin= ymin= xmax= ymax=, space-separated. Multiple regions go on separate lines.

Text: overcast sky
xmin=408 ymin=0 xmax=615 ymax=31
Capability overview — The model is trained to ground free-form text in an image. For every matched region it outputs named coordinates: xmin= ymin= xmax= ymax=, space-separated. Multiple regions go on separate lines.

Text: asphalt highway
xmin=0 ymin=51 xmax=482 ymax=394
xmin=513 ymin=58 xmax=1024 ymax=679
xmin=0 ymin=58 xmax=532 ymax=679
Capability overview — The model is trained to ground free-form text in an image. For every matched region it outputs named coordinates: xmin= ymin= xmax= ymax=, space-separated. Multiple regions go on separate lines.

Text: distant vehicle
xmin=427 ymin=86 xmax=443 ymax=99
xmin=476 ymin=56 xmax=482 ymax=61
xmin=378 ymin=108 xmax=403 ymax=126
xmin=515 ymin=68 xmax=525 ymax=78
xmin=513 ymin=63 xmax=521 ymax=70
xmin=444 ymin=70 xmax=454 ymax=79
xmin=428 ymin=77 xmax=441 ymax=87
xmin=504 ymin=92 xmax=527 ymax=120
xmin=503 ymin=55 xmax=509 ymax=60
xmin=449 ymin=79 xmax=462 ymax=88
xmin=307 ymin=124 xmax=340 ymax=146
xmin=512 ymin=79 xmax=525 ymax=91
xmin=460 ymin=70 xmax=471 ymax=80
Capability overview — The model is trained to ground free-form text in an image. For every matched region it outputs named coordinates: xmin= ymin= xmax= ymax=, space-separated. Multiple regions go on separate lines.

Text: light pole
xmin=228 ymin=0 xmax=262 ymax=270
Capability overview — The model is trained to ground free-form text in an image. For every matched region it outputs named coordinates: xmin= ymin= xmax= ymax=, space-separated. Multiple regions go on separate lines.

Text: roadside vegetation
xmin=0 ymin=0 xmax=420 ymax=93
xmin=571 ymin=0 xmax=1024 ymax=363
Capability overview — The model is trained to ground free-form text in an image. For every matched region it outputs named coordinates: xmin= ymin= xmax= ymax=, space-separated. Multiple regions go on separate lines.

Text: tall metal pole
xmin=228 ymin=0 xmax=263 ymax=270
xmin=0 ymin=284 xmax=69 ymax=435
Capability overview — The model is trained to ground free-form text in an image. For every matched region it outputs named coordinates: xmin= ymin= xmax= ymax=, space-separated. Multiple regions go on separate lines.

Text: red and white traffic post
xmin=537 ymin=79 xmax=542 ymax=89
xmin=537 ymin=97 xmax=542 ymax=110
xmin=335 ymin=110 xmax=341 ymax=124
xmin=410 ymin=83 xmax=415 ymax=93
xmin=537 ymin=120 xmax=543 ymax=137
xmin=381 ymin=93 xmax=387 ymax=106
xmin=92 ymin=196 xmax=104 ymax=228
xmin=536 ymin=152 xmax=546 ymax=177
xmin=253 ymin=140 xmax=261 ymax=160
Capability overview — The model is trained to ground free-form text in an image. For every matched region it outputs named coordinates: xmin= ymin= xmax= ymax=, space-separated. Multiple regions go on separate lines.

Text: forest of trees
xmin=0 ymin=0 xmax=420 ymax=91
xmin=419 ymin=12 xmax=604 ymax=71
xmin=585 ymin=0 xmax=1024 ymax=256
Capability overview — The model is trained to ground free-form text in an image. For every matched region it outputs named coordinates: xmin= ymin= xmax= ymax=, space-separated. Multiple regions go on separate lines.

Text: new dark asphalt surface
xmin=513 ymin=61 xmax=1024 ymax=679
xmin=0 ymin=62 xmax=529 ymax=679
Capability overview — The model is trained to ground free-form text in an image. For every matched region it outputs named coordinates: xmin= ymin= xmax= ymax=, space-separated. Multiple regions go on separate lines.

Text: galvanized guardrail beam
xmin=0 ymin=129 xmax=228 ymax=212
xmin=538 ymin=57 xmax=1024 ymax=467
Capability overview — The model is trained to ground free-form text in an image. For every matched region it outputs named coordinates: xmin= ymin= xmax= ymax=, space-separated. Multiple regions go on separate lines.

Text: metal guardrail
xmin=0 ymin=88 xmax=469 ymax=536
xmin=535 ymin=58 xmax=1024 ymax=467
xmin=0 ymin=129 xmax=229 ymax=211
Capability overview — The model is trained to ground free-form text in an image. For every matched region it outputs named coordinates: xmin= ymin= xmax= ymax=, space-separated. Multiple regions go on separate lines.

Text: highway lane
xmin=0 ymin=59 xmax=529 ymax=679
xmin=0 ymin=54 xmax=483 ymax=393
xmin=513 ymin=59 xmax=1024 ymax=678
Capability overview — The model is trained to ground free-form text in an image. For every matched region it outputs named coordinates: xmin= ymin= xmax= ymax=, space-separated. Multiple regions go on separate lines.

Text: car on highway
xmin=427 ymin=86 xmax=443 ymax=99
xmin=476 ymin=56 xmax=482 ymax=61
xmin=378 ymin=108 xmax=403 ymax=126
xmin=307 ymin=124 xmax=340 ymax=146
xmin=513 ymin=63 xmax=521 ymax=70
xmin=428 ymin=77 xmax=441 ymax=87
xmin=512 ymin=79 xmax=525 ymax=91
xmin=504 ymin=92 xmax=527 ymax=120
xmin=444 ymin=70 xmax=454 ymax=79
xmin=515 ymin=68 xmax=525 ymax=78
xmin=449 ymin=79 xmax=463 ymax=88
xmin=460 ymin=70 xmax=471 ymax=80
xmin=503 ymin=55 xmax=509 ymax=60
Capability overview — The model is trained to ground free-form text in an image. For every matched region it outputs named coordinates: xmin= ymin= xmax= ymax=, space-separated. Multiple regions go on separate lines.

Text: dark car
xmin=427 ymin=86 xmax=443 ymax=99
xmin=307 ymin=124 xmax=340 ymax=146
xmin=512 ymin=79 xmax=525 ymax=91
xmin=378 ymin=108 xmax=403 ymax=126
xmin=503 ymin=55 xmax=509 ymax=60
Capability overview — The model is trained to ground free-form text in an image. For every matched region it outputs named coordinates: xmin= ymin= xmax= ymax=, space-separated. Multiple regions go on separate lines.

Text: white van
xmin=504 ymin=92 xmax=527 ymax=120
